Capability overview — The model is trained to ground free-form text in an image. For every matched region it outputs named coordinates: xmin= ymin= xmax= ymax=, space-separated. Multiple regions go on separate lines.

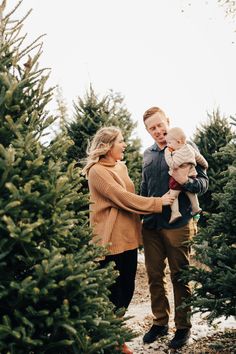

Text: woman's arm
xmin=89 ymin=166 xmax=163 ymax=215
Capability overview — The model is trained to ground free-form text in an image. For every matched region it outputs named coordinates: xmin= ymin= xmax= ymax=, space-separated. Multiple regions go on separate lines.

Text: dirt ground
xmin=125 ymin=255 xmax=236 ymax=354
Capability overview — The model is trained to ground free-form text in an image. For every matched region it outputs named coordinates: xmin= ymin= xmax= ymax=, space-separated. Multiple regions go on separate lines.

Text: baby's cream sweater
xmin=165 ymin=144 xmax=208 ymax=177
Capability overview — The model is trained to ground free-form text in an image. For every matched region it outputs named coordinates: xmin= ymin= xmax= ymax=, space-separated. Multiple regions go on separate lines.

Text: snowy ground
xmin=125 ymin=252 xmax=236 ymax=353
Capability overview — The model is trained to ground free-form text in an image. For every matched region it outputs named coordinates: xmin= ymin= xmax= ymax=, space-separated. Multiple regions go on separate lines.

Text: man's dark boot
xmin=169 ymin=328 xmax=191 ymax=349
xmin=143 ymin=324 xmax=168 ymax=344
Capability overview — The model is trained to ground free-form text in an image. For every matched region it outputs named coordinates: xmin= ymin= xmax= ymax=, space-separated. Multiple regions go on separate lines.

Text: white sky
xmin=6 ymin=0 xmax=236 ymax=150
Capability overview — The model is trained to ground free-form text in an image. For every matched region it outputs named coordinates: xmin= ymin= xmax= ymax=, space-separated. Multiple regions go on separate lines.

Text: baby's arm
xmin=164 ymin=148 xmax=173 ymax=167
xmin=165 ymin=146 xmax=193 ymax=169
xmin=194 ymin=150 xmax=208 ymax=169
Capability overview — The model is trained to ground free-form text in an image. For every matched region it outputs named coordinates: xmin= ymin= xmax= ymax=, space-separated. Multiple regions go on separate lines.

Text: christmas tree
xmin=193 ymin=109 xmax=235 ymax=225
xmin=182 ymin=139 xmax=236 ymax=322
xmin=0 ymin=2 xmax=134 ymax=352
xmin=66 ymin=85 xmax=142 ymax=192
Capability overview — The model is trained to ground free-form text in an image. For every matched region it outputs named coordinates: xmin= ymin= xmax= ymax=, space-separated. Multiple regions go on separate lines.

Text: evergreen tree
xmin=182 ymin=140 xmax=236 ymax=322
xmin=124 ymin=136 xmax=143 ymax=194
xmin=66 ymin=86 xmax=142 ymax=192
xmin=218 ymin=0 xmax=236 ymax=17
xmin=193 ymin=109 xmax=235 ymax=224
xmin=0 ymin=2 xmax=134 ymax=352
xmin=55 ymin=86 xmax=69 ymax=131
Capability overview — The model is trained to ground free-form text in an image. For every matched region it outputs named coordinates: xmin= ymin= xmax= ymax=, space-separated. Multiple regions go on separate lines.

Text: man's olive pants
xmin=142 ymin=220 xmax=196 ymax=329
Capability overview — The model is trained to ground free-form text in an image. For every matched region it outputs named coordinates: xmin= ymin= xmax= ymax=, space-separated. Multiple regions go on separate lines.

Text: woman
xmin=82 ymin=127 xmax=174 ymax=353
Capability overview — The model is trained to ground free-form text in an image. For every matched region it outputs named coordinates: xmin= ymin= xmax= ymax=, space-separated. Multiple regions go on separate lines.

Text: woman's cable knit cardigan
xmin=88 ymin=159 xmax=163 ymax=255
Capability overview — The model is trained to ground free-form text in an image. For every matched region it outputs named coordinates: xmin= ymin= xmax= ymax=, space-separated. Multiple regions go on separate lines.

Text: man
xmin=141 ymin=107 xmax=208 ymax=349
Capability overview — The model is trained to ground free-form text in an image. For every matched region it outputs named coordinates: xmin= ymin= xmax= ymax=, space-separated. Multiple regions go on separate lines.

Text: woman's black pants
xmin=100 ymin=248 xmax=138 ymax=310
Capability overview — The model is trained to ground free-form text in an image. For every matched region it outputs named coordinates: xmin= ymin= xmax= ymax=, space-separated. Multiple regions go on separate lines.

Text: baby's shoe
xmin=191 ymin=208 xmax=202 ymax=217
xmin=169 ymin=212 xmax=182 ymax=224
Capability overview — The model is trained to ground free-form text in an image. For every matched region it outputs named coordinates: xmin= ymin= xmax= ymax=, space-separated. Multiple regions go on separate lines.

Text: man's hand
xmin=172 ymin=166 xmax=189 ymax=185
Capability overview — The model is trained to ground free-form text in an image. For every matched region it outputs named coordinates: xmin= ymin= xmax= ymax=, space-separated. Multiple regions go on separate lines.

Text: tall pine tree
xmin=182 ymin=139 xmax=236 ymax=322
xmin=66 ymin=86 xmax=142 ymax=192
xmin=193 ymin=109 xmax=235 ymax=224
xmin=0 ymin=2 xmax=134 ymax=352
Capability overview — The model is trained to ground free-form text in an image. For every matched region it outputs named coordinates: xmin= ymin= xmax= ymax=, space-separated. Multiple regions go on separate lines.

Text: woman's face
xmin=108 ymin=132 xmax=127 ymax=161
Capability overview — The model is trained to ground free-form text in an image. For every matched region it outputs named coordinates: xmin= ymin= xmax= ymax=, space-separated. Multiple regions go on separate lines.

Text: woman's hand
xmin=161 ymin=192 xmax=175 ymax=205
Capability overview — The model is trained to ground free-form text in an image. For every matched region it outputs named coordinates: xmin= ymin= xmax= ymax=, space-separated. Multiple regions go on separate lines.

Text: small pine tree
xmin=125 ymin=136 xmax=143 ymax=194
xmin=0 ymin=2 xmax=134 ymax=352
xmin=193 ymin=109 xmax=235 ymax=224
xmin=182 ymin=141 xmax=236 ymax=322
xmin=66 ymin=86 xmax=142 ymax=192
xmin=55 ymin=86 xmax=69 ymax=130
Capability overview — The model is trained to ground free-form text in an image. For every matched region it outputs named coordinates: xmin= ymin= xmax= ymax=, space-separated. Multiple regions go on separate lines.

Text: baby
xmin=165 ymin=127 xmax=208 ymax=224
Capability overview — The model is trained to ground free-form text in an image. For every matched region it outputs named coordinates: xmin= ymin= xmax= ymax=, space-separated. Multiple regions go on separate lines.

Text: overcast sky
xmin=7 ymin=0 xmax=236 ymax=149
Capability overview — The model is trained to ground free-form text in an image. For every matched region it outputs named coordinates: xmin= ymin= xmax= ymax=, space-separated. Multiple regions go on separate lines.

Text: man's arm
xmin=172 ymin=164 xmax=209 ymax=195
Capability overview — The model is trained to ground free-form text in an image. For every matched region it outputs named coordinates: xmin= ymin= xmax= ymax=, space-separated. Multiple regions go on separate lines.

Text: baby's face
xmin=166 ymin=134 xmax=182 ymax=151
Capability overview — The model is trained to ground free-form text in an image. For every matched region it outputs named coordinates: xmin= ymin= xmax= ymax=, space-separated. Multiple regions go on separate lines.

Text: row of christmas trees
xmin=0 ymin=2 xmax=135 ymax=353
xmin=61 ymin=88 xmax=236 ymax=324
xmin=0 ymin=1 xmax=235 ymax=352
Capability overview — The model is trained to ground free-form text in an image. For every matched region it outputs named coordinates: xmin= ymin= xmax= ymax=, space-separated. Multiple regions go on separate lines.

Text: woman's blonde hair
xmin=82 ymin=126 xmax=121 ymax=177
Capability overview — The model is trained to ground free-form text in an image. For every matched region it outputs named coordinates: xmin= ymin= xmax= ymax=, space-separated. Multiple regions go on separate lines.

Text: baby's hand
xmin=168 ymin=147 xmax=175 ymax=152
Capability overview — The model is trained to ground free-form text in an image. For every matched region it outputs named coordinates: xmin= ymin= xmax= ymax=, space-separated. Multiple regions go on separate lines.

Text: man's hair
xmin=143 ymin=106 xmax=166 ymax=123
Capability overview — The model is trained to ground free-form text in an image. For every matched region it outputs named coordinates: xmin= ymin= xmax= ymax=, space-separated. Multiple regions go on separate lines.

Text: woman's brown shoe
xmin=121 ymin=343 xmax=133 ymax=354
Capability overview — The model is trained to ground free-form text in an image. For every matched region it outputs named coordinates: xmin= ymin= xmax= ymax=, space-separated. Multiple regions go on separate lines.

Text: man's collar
xmin=150 ymin=142 xmax=167 ymax=152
